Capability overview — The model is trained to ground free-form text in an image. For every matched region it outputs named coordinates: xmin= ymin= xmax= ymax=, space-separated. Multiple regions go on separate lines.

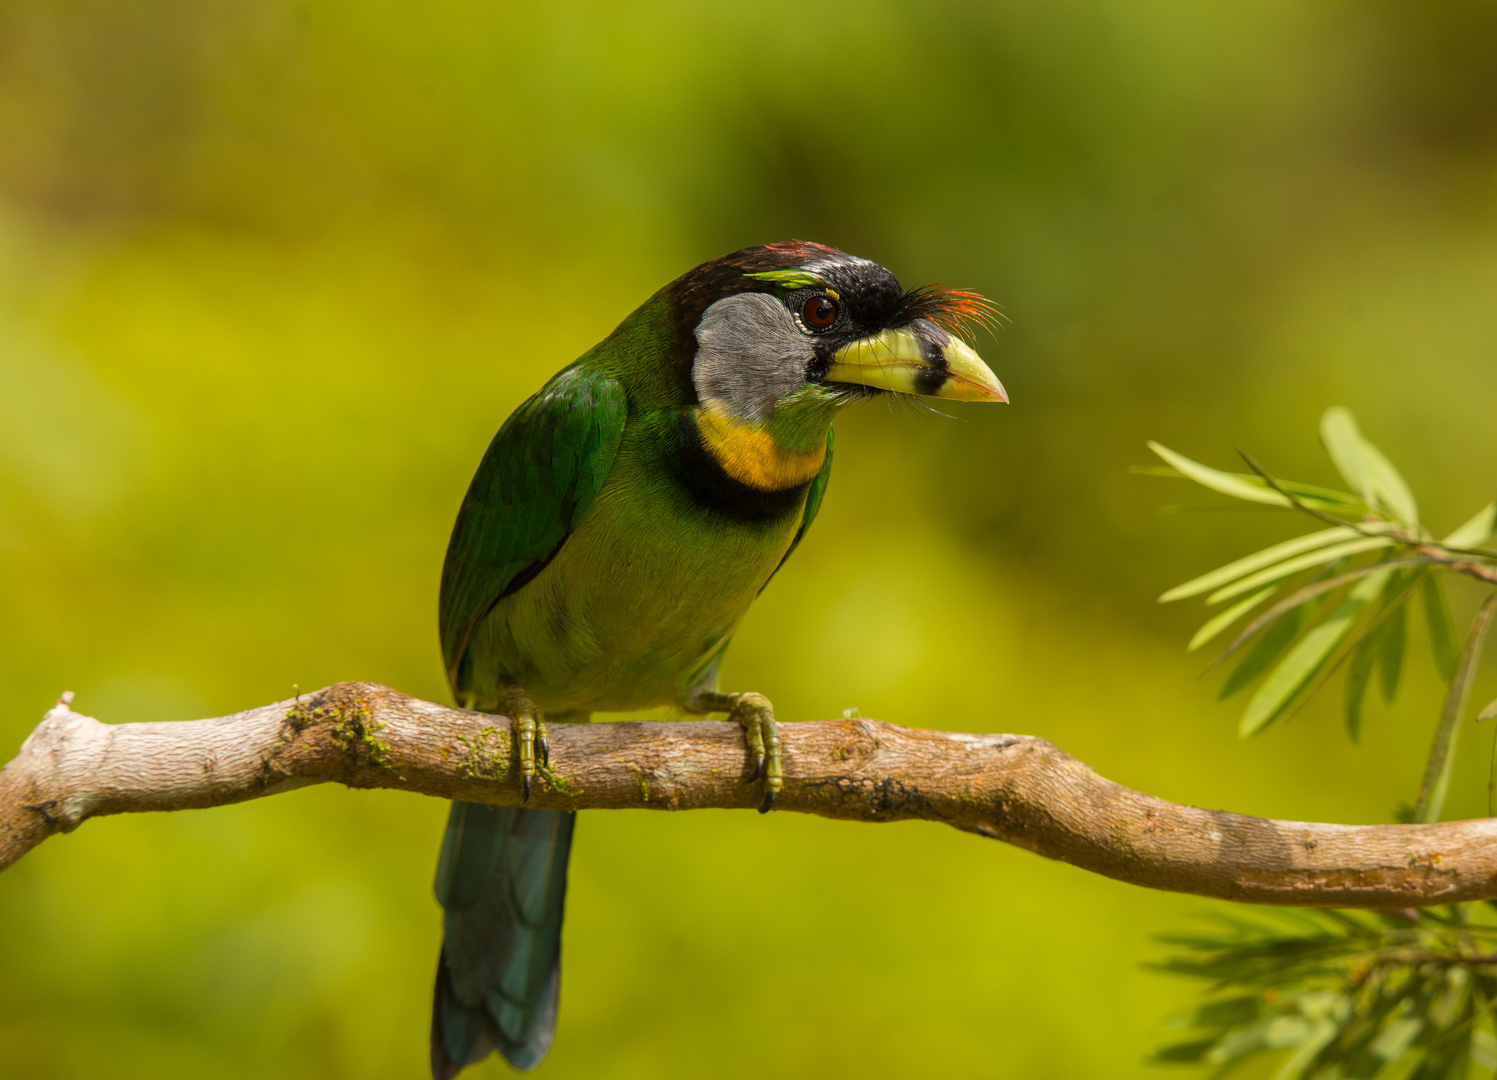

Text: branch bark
xmin=4 ymin=681 xmax=1495 ymax=906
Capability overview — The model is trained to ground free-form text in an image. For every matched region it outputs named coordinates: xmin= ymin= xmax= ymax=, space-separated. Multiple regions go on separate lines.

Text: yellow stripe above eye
xmin=696 ymin=401 xmax=827 ymax=492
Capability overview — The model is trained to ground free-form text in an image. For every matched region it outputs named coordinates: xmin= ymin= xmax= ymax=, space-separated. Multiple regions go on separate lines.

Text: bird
xmin=431 ymin=240 xmax=1006 ymax=1076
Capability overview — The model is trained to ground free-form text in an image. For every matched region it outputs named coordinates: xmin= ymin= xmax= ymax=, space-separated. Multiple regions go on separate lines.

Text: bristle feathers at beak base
xmin=899 ymin=285 xmax=1004 ymax=340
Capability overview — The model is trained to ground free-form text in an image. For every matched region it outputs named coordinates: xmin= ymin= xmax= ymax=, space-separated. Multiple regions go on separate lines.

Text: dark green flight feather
xmin=439 ymin=363 xmax=628 ymax=689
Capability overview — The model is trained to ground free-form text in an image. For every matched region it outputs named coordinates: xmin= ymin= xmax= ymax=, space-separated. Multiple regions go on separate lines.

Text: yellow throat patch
xmin=696 ymin=400 xmax=827 ymax=492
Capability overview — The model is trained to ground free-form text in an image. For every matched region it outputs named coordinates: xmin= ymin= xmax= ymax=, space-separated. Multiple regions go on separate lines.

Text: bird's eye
xmin=802 ymin=295 xmax=839 ymax=330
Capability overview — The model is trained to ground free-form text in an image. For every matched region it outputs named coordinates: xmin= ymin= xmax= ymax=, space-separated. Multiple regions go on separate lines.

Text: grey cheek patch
xmin=692 ymin=293 xmax=816 ymax=424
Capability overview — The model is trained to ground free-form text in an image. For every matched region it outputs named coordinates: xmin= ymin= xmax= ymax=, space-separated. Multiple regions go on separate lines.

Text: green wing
xmin=439 ymin=363 xmax=628 ymax=693
xmin=761 ymin=426 xmax=834 ymax=592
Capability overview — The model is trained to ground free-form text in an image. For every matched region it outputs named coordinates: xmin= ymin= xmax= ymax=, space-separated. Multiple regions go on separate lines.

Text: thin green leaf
xmin=1379 ymin=598 xmax=1407 ymax=705
xmin=1215 ymin=558 xmax=1438 ymax=667
xmin=1189 ymin=586 xmax=1279 ymax=652
xmin=1161 ymin=525 xmax=1387 ymax=603
xmin=1271 ymin=479 xmax=1367 ymax=512
xmin=1240 ymin=570 xmax=1392 ymax=737
xmin=1357 ymin=977 xmax=1436 ymax=1063
xmin=1321 ymin=407 xmax=1376 ymax=504
xmin=1444 ymin=502 xmax=1497 ymax=550
xmin=1415 ymin=593 xmax=1497 ymax=824
xmin=1151 ymin=1038 xmax=1217 ymax=1063
xmin=1207 ymin=537 xmax=1394 ymax=605
xmin=1149 ymin=442 xmax=1297 ymax=506
xmin=1190 ymin=997 xmax=1266 ymax=1029
xmin=1424 ymin=576 xmax=1460 ymax=683
xmin=1471 ymin=993 xmax=1497 ymax=1080
xmin=1157 ymin=502 xmax=1298 ymax=515
xmin=1345 ymin=626 xmax=1379 ymax=743
xmin=1271 ymin=1026 xmax=1340 ymax=1080
xmin=1146 ymin=444 xmax=1365 ymax=513
xmin=1480 ymin=697 xmax=1497 ymax=724
xmin=1269 ymin=479 xmax=1368 ymax=513
xmin=1320 ymin=407 xmax=1419 ymax=525
xmin=1221 ymin=604 xmax=1310 ymax=700
xmin=1282 ymin=569 xmax=1445 ymax=750
xmin=1369 ymin=1013 xmax=1425 ymax=1062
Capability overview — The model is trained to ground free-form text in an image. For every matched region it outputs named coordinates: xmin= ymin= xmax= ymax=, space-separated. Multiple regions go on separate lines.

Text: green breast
xmin=460 ymin=408 xmax=813 ymax=714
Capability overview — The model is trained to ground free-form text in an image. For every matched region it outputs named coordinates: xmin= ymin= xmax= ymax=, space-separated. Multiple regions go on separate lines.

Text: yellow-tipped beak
xmin=823 ymin=326 xmax=1008 ymax=403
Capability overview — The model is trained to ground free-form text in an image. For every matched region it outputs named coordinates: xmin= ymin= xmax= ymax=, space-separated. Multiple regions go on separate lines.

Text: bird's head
xmin=674 ymin=239 xmax=1006 ymax=420
xmin=656 ymin=240 xmax=1006 ymax=491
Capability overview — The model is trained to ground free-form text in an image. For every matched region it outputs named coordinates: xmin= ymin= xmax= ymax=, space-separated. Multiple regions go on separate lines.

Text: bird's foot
xmin=693 ymin=690 xmax=781 ymax=813
xmin=494 ymin=687 xmax=546 ymax=802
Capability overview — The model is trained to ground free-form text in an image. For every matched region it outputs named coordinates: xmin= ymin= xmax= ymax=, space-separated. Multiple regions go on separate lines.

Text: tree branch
xmin=4 ymin=682 xmax=1496 ymax=907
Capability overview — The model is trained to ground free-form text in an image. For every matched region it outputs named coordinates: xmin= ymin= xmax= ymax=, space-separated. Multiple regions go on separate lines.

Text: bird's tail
xmin=430 ymin=801 xmax=576 ymax=1077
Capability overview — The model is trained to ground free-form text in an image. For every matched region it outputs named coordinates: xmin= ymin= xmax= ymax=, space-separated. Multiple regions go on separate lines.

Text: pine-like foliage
xmin=1144 ymin=408 xmax=1497 ymax=1078
xmin=1154 ymin=908 xmax=1497 ymax=1080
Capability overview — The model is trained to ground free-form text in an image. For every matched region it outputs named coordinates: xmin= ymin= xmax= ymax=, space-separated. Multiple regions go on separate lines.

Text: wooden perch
xmin=3 ymin=681 xmax=1496 ymax=906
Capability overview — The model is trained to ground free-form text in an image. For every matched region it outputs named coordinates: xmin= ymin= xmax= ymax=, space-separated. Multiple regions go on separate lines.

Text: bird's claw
xmin=496 ymin=687 xmax=545 ymax=803
xmin=690 ymin=689 xmax=782 ymax=809
xmin=726 ymin=691 xmax=781 ymax=811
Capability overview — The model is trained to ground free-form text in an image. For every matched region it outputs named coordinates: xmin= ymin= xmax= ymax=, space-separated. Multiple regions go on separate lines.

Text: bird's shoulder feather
xmin=439 ymin=363 xmax=628 ymax=694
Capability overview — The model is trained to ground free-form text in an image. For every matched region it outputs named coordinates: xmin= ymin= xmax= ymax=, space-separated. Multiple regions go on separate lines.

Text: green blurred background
xmin=2 ymin=1 xmax=1496 ymax=1076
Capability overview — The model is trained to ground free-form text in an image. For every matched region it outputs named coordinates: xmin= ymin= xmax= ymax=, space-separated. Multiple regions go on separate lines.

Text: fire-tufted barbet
xmin=432 ymin=241 xmax=1006 ymax=1076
